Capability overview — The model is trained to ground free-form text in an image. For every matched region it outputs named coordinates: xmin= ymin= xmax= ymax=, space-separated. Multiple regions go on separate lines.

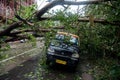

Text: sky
xmin=36 ymin=0 xmax=87 ymax=13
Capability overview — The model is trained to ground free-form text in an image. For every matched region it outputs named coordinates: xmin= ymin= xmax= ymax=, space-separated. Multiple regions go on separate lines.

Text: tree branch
xmin=40 ymin=17 xmax=120 ymax=26
xmin=36 ymin=0 xmax=60 ymax=20
xmin=36 ymin=0 xmax=110 ymax=20
xmin=15 ymin=14 xmax=34 ymax=26
xmin=60 ymin=0 xmax=104 ymax=5
xmin=78 ymin=18 xmax=120 ymax=26
xmin=0 ymin=22 xmax=22 ymax=36
xmin=0 ymin=0 xmax=114 ymax=42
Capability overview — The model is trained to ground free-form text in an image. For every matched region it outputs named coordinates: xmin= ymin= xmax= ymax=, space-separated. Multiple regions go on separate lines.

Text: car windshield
xmin=50 ymin=40 xmax=61 ymax=46
xmin=55 ymin=34 xmax=79 ymax=45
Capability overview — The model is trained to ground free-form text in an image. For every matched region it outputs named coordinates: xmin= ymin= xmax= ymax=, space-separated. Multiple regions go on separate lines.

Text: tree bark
xmin=0 ymin=22 xmax=22 ymax=36
xmin=36 ymin=0 xmax=109 ymax=20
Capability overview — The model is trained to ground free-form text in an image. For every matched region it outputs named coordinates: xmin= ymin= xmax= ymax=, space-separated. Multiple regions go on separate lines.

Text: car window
xmin=51 ymin=40 xmax=60 ymax=46
xmin=70 ymin=36 xmax=78 ymax=45
xmin=55 ymin=34 xmax=78 ymax=45
xmin=56 ymin=34 xmax=64 ymax=40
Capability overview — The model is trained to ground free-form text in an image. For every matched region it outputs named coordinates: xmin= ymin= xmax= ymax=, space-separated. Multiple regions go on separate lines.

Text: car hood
xmin=50 ymin=43 xmax=78 ymax=53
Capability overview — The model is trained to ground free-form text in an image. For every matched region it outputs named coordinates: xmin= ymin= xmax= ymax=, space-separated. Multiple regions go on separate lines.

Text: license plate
xmin=56 ymin=59 xmax=67 ymax=65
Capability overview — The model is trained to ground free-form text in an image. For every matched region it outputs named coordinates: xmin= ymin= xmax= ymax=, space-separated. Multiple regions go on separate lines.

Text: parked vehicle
xmin=46 ymin=31 xmax=80 ymax=69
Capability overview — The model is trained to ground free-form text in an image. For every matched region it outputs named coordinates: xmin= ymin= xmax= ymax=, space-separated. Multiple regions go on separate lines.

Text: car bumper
xmin=46 ymin=53 xmax=79 ymax=67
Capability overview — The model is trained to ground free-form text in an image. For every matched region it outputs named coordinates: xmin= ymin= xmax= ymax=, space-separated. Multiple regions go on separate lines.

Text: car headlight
xmin=47 ymin=47 xmax=55 ymax=53
xmin=71 ymin=53 xmax=79 ymax=58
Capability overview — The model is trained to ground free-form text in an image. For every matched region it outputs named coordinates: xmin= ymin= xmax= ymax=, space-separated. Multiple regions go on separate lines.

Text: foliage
xmin=0 ymin=37 xmax=10 ymax=60
xmin=16 ymin=3 xmax=37 ymax=19
xmin=53 ymin=10 xmax=79 ymax=34
xmin=92 ymin=58 xmax=120 ymax=80
xmin=26 ymin=34 xmax=36 ymax=47
xmin=83 ymin=1 xmax=120 ymax=80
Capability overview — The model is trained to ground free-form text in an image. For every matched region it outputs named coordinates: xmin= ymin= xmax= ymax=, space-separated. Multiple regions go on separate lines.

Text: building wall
xmin=0 ymin=0 xmax=35 ymax=19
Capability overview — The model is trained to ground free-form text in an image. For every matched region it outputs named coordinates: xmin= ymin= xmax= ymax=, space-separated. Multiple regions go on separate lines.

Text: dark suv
xmin=46 ymin=32 xmax=80 ymax=69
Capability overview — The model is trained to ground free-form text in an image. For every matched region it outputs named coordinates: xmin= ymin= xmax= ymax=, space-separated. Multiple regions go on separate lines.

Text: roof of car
xmin=57 ymin=32 xmax=79 ymax=38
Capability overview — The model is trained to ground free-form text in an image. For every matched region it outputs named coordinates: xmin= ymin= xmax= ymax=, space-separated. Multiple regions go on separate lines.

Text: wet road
xmin=0 ymin=53 xmax=77 ymax=80
xmin=0 ymin=41 xmax=94 ymax=80
xmin=0 ymin=55 xmax=94 ymax=80
xmin=0 ymin=55 xmax=41 ymax=80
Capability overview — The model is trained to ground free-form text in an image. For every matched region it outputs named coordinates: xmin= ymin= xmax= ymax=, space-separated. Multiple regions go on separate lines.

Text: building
xmin=0 ymin=0 xmax=35 ymax=19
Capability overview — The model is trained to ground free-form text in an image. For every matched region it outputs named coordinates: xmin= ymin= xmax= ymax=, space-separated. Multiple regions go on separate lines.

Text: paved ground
xmin=0 ymin=40 xmax=94 ymax=80
xmin=0 ymin=57 xmax=94 ymax=80
xmin=0 ymin=39 xmax=44 ymax=74
xmin=0 ymin=56 xmax=40 ymax=80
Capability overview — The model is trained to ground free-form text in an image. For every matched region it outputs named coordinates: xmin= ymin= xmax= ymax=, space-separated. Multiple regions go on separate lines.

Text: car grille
xmin=55 ymin=50 xmax=72 ymax=57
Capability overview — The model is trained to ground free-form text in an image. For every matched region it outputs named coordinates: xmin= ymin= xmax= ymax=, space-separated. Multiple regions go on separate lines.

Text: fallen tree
xmin=0 ymin=0 xmax=114 ymax=42
xmin=41 ymin=17 xmax=120 ymax=26
xmin=36 ymin=0 xmax=110 ymax=19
